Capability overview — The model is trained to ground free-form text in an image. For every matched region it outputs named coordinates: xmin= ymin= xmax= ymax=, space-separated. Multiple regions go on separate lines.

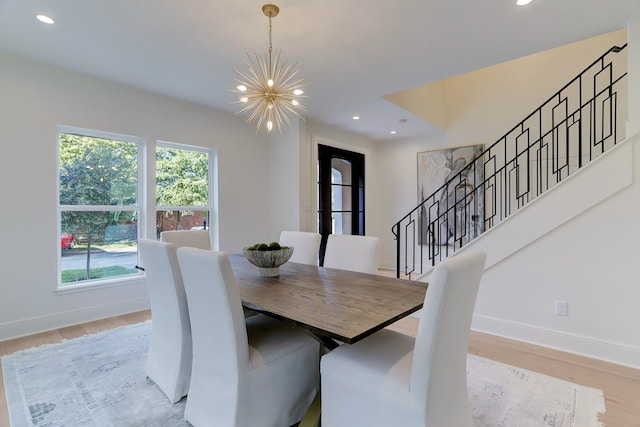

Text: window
xmin=155 ymin=142 xmax=213 ymax=236
xmin=58 ymin=127 xmax=143 ymax=286
xmin=57 ymin=129 xmax=217 ymax=288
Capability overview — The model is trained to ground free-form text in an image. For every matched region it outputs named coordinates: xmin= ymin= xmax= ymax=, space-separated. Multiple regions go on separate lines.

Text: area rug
xmin=2 ymin=322 xmax=606 ymax=427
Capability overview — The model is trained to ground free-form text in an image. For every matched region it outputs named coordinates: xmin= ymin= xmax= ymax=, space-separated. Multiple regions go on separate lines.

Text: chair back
xmin=176 ymin=248 xmax=250 ymax=384
xmin=411 ymin=251 xmax=486 ymax=425
xmin=160 ymin=230 xmax=211 ymax=250
xmin=279 ymin=230 xmax=321 ymax=265
xmin=138 ymin=239 xmax=192 ymax=402
xmin=323 ymin=234 xmax=379 ymax=274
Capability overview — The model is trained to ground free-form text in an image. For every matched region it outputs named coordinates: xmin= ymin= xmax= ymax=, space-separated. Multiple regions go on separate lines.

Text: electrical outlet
xmin=555 ymin=301 xmax=568 ymax=316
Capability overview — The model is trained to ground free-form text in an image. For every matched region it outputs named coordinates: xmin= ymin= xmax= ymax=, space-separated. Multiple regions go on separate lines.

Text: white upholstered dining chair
xmin=320 ymin=251 xmax=486 ymax=427
xmin=160 ymin=229 xmax=211 ymax=250
xmin=138 ymin=239 xmax=192 ymax=403
xmin=322 ymin=234 xmax=379 ymax=274
xmin=279 ymin=230 xmax=322 ymax=265
xmin=176 ymin=247 xmax=320 ymax=427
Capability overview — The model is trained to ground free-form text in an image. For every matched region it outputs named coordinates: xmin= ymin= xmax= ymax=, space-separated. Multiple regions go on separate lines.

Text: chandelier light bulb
xmin=36 ymin=14 xmax=54 ymax=24
xmin=232 ymin=3 xmax=306 ymax=133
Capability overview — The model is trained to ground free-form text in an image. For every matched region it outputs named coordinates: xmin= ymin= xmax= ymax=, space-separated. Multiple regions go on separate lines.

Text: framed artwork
xmin=417 ymin=144 xmax=484 ymax=245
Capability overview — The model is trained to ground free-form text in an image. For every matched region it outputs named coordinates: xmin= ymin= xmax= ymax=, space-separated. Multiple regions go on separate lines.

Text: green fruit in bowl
xmin=246 ymin=242 xmax=289 ymax=251
xmin=268 ymin=242 xmax=281 ymax=250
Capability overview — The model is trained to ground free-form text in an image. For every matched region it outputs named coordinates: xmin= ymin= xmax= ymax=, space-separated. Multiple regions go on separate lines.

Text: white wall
xmin=0 ymin=51 xmax=272 ymax=340
xmin=268 ymin=120 xmax=302 ymax=241
xmin=464 ymin=138 xmax=639 ymax=367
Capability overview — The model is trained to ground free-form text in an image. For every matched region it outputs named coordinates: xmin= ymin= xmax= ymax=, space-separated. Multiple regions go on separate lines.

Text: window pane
xmin=61 ymin=211 xmax=139 ymax=284
xmin=59 ymin=134 xmax=138 ymax=206
xmin=332 ymin=212 xmax=352 ymax=235
xmin=156 ymin=146 xmax=209 ymax=207
xmin=156 ymin=210 xmax=210 ymax=237
xmin=332 ymin=184 xmax=352 ymax=211
xmin=331 ymin=159 xmax=352 ymax=185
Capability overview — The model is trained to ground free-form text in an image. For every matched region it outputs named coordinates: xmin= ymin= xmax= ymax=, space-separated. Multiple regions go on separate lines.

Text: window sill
xmin=55 ymin=274 xmax=146 ymax=295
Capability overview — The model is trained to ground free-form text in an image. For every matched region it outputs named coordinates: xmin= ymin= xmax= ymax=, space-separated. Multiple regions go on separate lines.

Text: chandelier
xmin=233 ymin=4 xmax=306 ymax=133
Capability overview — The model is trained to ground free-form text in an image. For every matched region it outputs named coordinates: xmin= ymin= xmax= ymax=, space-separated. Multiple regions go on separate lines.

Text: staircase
xmin=393 ymin=44 xmax=628 ymax=279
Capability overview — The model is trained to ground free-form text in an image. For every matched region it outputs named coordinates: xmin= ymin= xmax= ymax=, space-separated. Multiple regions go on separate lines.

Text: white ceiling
xmin=0 ymin=0 xmax=637 ymax=141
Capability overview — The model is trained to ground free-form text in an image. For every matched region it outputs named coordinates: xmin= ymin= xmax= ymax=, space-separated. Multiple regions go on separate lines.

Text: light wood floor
xmin=1 ymin=311 xmax=639 ymax=427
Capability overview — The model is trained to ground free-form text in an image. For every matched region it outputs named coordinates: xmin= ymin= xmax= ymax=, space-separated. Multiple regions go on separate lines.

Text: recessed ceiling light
xmin=353 ymin=116 xmax=360 ymax=120
xmin=390 ymin=131 xmax=397 ymax=135
xmin=36 ymin=14 xmax=54 ymax=24
xmin=516 ymin=0 xmax=532 ymax=5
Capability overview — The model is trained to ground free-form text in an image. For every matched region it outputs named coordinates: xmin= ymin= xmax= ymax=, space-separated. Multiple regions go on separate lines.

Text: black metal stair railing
xmin=393 ymin=44 xmax=628 ymax=279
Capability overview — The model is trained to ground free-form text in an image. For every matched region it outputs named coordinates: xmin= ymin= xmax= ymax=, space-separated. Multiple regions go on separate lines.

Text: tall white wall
xmin=463 ymin=138 xmax=639 ymax=367
xmin=0 ymin=52 xmax=272 ymax=340
xmin=268 ymin=121 xmax=302 ymax=241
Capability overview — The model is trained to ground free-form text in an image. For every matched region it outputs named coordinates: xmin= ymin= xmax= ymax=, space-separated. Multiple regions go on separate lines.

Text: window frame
xmin=154 ymin=140 xmax=217 ymax=247
xmin=56 ymin=125 xmax=146 ymax=292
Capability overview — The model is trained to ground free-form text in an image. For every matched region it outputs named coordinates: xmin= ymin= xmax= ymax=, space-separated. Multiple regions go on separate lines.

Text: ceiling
xmin=0 ymin=0 xmax=637 ymax=141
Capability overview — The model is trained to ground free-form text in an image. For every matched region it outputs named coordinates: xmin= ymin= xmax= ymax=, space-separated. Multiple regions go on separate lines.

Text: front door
xmin=317 ymin=144 xmax=365 ymax=264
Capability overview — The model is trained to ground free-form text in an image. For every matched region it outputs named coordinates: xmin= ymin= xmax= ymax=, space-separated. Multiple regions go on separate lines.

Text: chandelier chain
xmin=268 ymin=15 xmax=273 ymax=74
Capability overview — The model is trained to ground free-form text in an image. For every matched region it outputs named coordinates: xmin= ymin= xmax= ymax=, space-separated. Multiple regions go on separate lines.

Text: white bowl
xmin=242 ymin=247 xmax=294 ymax=277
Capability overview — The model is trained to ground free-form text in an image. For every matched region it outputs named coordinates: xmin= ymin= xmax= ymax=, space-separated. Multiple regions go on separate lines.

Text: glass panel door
xmin=317 ymin=144 xmax=365 ymax=264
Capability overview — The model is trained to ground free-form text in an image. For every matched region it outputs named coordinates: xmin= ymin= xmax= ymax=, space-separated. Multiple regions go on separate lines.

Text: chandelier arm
xmin=245 ymin=53 xmax=265 ymax=81
xmin=273 ymin=104 xmax=292 ymax=127
xmin=256 ymin=54 xmax=270 ymax=83
xmin=234 ymin=63 xmax=262 ymax=90
xmin=275 ymin=73 xmax=305 ymax=96
xmin=271 ymin=48 xmax=282 ymax=81
xmin=272 ymin=107 xmax=286 ymax=131
xmin=271 ymin=53 xmax=290 ymax=77
xmin=243 ymin=54 xmax=266 ymax=86
xmin=275 ymin=99 xmax=304 ymax=118
xmin=278 ymin=73 xmax=305 ymax=94
xmin=235 ymin=98 xmax=265 ymax=116
xmin=250 ymin=101 xmax=270 ymax=127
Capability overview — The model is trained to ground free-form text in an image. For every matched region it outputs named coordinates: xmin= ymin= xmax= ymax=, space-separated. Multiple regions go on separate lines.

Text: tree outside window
xmin=156 ymin=144 xmax=210 ymax=236
xmin=58 ymin=130 xmax=141 ymax=285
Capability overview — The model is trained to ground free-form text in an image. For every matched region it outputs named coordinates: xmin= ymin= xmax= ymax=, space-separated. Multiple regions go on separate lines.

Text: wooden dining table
xmin=229 ymin=254 xmax=428 ymax=349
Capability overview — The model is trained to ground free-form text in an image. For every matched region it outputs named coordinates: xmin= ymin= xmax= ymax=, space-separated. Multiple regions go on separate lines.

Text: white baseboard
xmin=472 ymin=314 xmax=640 ymax=370
xmin=0 ymin=297 xmax=150 ymax=342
